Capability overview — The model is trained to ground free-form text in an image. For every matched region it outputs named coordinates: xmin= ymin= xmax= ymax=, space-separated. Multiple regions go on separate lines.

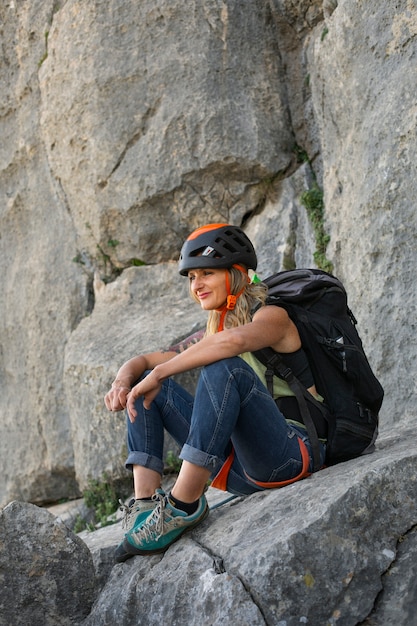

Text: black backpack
xmin=253 ymin=268 xmax=384 ymax=471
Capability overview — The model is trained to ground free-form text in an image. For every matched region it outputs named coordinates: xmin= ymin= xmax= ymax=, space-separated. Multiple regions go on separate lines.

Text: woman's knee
xmin=202 ymin=356 xmax=249 ymax=377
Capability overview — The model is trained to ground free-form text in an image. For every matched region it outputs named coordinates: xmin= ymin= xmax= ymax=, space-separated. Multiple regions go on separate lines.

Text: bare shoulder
xmin=252 ymin=303 xmax=290 ymax=324
xmin=252 ymin=304 xmax=300 ymax=352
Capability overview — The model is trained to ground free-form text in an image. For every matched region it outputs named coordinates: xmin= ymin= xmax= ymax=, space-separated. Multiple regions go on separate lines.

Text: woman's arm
xmin=105 ymin=329 xmax=206 ymax=412
xmin=156 ymin=305 xmax=299 ymax=376
xmin=126 ymin=305 xmax=299 ymax=418
xmin=104 ymin=350 xmax=177 ymax=412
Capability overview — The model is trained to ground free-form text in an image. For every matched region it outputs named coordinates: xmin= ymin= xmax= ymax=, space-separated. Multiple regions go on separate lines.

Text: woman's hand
xmin=104 ymin=351 xmax=177 ymax=416
xmin=104 ymin=384 xmax=131 ymax=412
xmin=103 ymin=353 xmax=163 ymax=414
xmin=126 ymin=370 xmax=163 ymax=422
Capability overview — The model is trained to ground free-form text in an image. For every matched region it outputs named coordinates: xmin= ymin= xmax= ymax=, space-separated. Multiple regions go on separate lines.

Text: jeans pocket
xmin=267 ymin=456 xmax=304 ymax=483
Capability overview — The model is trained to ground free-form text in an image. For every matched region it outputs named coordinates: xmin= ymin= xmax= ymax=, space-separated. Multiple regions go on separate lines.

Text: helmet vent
xmin=178 ymin=223 xmax=257 ymax=275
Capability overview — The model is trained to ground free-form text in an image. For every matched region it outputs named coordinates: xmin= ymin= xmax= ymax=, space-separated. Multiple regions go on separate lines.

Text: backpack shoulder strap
xmin=253 ymin=347 xmax=325 ymax=472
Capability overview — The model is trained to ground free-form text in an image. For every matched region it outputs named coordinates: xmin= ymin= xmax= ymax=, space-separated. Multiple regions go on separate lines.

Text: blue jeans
xmin=125 ymin=357 xmax=326 ymax=496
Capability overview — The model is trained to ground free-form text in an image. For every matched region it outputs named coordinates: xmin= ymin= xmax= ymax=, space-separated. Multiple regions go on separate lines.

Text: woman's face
xmin=188 ymin=268 xmax=228 ymax=310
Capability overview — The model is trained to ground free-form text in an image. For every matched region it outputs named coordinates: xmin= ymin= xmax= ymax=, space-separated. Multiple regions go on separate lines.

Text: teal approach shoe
xmin=114 ymin=498 xmax=158 ymax=563
xmin=118 ymin=489 xmax=209 ymax=559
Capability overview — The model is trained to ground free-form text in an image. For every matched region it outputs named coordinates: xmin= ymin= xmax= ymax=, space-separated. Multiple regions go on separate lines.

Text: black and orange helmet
xmin=178 ymin=223 xmax=257 ymax=275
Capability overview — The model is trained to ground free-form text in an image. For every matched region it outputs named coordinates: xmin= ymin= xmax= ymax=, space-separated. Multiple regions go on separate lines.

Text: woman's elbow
xmin=218 ymin=329 xmax=248 ymax=355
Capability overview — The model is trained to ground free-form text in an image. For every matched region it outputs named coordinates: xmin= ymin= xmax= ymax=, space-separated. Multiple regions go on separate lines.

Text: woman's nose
xmin=192 ymin=275 xmax=204 ymax=292
xmin=193 ymin=278 xmax=202 ymax=292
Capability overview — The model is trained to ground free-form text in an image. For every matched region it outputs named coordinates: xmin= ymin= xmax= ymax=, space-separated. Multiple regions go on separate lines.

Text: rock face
xmin=304 ymin=0 xmax=417 ymax=426
xmin=2 ymin=3 xmax=417 ymax=621
xmin=38 ymin=0 xmax=294 ymax=269
xmin=0 ymin=0 xmax=416 ymax=542
xmin=64 ymin=263 xmax=206 ymax=488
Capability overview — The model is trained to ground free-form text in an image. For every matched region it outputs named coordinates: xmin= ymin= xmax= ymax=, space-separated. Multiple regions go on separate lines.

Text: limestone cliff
xmin=1 ymin=0 xmax=416 ymax=509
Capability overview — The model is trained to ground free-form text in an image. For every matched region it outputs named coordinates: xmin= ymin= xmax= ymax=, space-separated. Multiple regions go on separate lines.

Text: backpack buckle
xmin=357 ymin=403 xmax=373 ymax=423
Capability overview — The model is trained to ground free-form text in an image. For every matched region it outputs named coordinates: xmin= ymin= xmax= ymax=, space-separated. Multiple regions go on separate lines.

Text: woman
xmin=104 ymin=223 xmax=327 ymax=562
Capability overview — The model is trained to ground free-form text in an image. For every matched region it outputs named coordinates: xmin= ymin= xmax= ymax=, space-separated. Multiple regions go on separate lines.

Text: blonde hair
xmin=189 ymin=267 xmax=268 ymax=335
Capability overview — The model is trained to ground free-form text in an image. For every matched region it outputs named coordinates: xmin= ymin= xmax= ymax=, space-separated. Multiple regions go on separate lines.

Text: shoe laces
xmin=119 ymin=498 xmax=135 ymax=530
xmin=137 ymin=490 xmax=169 ymax=540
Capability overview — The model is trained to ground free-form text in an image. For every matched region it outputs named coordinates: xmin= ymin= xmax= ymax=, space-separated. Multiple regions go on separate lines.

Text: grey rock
xmin=245 ymin=164 xmax=317 ymax=275
xmin=83 ymin=538 xmax=266 ymax=626
xmin=3 ymin=422 xmax=417 ymax=624
xmin=0 ymin=11 xmax=416 ymax=616
xmin=38 ymin=0 xmax=294 ymax=271
xmin=78 ymin=423 xmax=417 ymax=624
xmin=364 ymin=526 xmax=417 ymax=626
xmin=0 ymin=501 xmax=96 ymax=626
xmin=305 ymin=0 xmax=417 ymax=428
xmin=46 ymin=498 xmax=94 ymax=531
xmin=0 ymin=0 xmax=90 ymax=506
xmin=77 ymin=522 xmax=125 ymax=594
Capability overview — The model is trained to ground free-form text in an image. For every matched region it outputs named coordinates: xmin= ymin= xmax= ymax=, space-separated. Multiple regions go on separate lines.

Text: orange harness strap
xmin=211 ymin=437 xmax=311 ymax=492
xmin=244 ymin=437 xmax=311 ymax=488
xmin=211 ymin=448 xmax=235 ymax=491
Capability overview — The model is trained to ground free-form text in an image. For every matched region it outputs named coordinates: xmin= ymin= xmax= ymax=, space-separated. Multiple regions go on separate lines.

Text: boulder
xmin=81 ymin=422 xmax=417 ymax=625
xmin=367 ymin=526 xmax=417 ymax=625
xmin=2 ymin=420 xmax=417 ymax=624
xmin=0 ymin=501 xmax=96 ymax=626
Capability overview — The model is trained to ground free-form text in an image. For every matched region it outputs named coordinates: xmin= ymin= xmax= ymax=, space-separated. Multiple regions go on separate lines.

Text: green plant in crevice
xmin=294 ymin=144 xmax=309 ymax=164
xmin=72 ymin=220 xmax=149 ymax=283
xmin=95 ymin=243 xmax=123 ymax=282
xmin=283 ymin=232 xmax=297 ymax=271
xmin=38 ymin=31 xmax=49 ymax=67
xmin=293 ymin=143 xmax=333 ymax=272
xmin=81 ymin=473 xmax=119 ymax=530
xmin=300 ymin=184 xmax=333 ymax=273
xmin=164 ymin=450 xmax=182 ymax=474
xmin=72 ymin=252 xmax=85 ymax=265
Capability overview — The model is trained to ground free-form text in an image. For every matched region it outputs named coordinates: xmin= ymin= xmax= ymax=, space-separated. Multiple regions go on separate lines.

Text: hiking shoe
xmin=119 ymin=498 xmax=156 ymax=532
xmin=115 ymin=498 xmax=157 ymax=563
xmin=117 ymin=489 xmax=209 ymax=559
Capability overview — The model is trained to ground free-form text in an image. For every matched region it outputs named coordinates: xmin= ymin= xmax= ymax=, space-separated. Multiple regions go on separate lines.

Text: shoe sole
xmin=121 ymin=503 xmax=209 ymax=557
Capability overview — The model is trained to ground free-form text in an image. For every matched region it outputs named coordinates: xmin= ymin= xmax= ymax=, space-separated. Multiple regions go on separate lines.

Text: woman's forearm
xmin=152 ymin=332 xmax=242 ymax=382
xmin=112 ymin=351 xmax=176 ymax=387
xmin=106 ymin=351 xmax=177 ymax=413
xmin=112 ymin=355 xmax=147 ymax=387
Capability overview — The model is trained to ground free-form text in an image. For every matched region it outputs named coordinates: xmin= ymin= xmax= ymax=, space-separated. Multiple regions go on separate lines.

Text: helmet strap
xmin=217 ymin=266 xmax=249 ymax=332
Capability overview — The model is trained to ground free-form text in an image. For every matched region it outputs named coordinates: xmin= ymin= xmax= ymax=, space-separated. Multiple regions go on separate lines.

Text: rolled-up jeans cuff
xmin=125 ymin=451 xmax=164 ymax=475
xmin=180 ymin=444 xmax=223 ymax=474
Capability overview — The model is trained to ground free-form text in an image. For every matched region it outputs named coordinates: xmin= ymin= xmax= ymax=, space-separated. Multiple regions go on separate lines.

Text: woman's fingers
xmin=104 ymin=387 xmax=130 ymax=412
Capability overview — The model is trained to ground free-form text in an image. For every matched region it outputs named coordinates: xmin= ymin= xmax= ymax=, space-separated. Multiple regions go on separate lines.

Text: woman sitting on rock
xmin=104 ymin=223 xmax=326 ymax=562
